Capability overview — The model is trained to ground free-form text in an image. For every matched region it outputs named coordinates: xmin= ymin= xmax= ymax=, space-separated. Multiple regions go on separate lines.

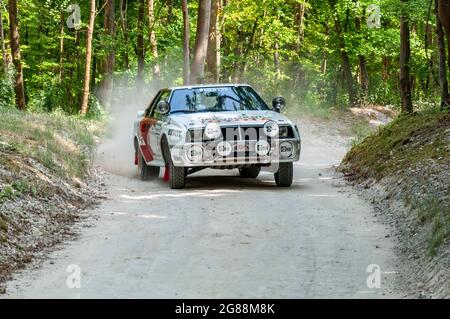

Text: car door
xmin=139 ymin=91 xmax=162 ymax=163
xmin=148 ymin=90 xmax=171 ymax=162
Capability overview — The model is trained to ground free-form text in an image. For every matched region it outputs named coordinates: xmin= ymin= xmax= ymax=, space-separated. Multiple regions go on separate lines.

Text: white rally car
xmin=133 ymin=84 xmax=301 ymax=189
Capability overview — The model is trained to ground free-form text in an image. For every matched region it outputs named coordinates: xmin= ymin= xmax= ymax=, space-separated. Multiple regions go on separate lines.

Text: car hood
xmin=169 ymin=110 xmax=293 ymax=128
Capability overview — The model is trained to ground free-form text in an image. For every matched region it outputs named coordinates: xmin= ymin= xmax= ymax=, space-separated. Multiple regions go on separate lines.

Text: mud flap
xmin=163 ymin=165 xmax=170 ymax=182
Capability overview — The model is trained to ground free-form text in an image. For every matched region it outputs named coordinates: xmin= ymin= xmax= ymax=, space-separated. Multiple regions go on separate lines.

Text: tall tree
xmin=147 ymin=0 xmax=160 ymax=79
xmin=206 ymin=0 xmax=221 ymax=83
xmin=191 ymin=0 xmax=211 ymax=83
xmin=355 ymin=13 xmax=369 ymax=101
xmin=0 ymin=3 xmax=8 ymax=71
xmin=136 ymin=0 xmax=145 ymax=90
xmin=8 ymin=0 xmax=25 ymax=110
xmin=399 ymin=0 xmax=413 ymax=113
xmin=437 ymin=0 xmax=450 ymax=75
xmin=435 ymin=0 xmax=449 ymax=108
xmin=182 ymin=0 xmax=190 ymax=85
xmin=80 ymin=0 xmax=96 ymax=115
xmin=334 ymin=15 xmax=356 ymax=106
xmin=119 ymin=0 xmax=129 ymax=69
xmin=100 ymin=0 xmax=116 ymax=108
xmin=58 ymin=12 xmax=65 ymax=82
xmin=166 ymin=0 xmax=173 ymax=23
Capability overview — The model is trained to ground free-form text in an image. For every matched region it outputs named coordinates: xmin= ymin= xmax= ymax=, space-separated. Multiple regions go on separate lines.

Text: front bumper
xmin=170 ymin=138 xmax=301 ymax=167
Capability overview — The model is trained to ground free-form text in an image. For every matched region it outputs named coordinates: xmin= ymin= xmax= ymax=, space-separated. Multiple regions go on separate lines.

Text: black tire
xmin=161 ymin=137 xmax=186 ymax=189
xmin=239 ymin=166 xmax=261 ymax=178
xmin=168 ymin=160 xmax=186 ymax=189
xmin=138 ymin=152 xmax=159 ymax=181
xmin=274 ymin=162 xmax=293 ymax=187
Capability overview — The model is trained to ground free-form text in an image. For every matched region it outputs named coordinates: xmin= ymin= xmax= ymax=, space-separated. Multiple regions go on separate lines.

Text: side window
xmin=145 ymin=92 xmax=162 ymax=117
xmin=151 ymin=90 xmax=171 ymax=120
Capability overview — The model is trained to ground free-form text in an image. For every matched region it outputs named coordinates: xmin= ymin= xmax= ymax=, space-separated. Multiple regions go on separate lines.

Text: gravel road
xmin=3 ymin=119 xmax=403 ymax=298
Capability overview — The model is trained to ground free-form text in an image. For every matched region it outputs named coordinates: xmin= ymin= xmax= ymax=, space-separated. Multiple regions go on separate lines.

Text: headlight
xmin=263 ymin=121 xmax=279 ymax=137
xmin=204 ymin=123 xmax=222 ymax=140
xmin=255 ymin=140 xmax=270 ymax=156
xmin=216 ymin=141 xmax=232 ymax=156
xmin=279 ymin=126 xmax=289 ymax=138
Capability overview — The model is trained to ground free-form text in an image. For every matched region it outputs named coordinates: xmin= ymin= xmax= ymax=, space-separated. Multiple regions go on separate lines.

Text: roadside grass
xmin=0 ymin=107 xmax=104 ymax=180
xmin=342 ymin=108 xmax=450 ymax=254
xmin=342 ymin=109 xmax=450 ymax=180
xmin=350 ymin=119 xmax=376 ymax=146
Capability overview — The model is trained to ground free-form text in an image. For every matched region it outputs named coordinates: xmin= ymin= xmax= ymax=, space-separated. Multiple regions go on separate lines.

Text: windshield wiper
xmin=170 ymin=109 xmax=197 ymax=114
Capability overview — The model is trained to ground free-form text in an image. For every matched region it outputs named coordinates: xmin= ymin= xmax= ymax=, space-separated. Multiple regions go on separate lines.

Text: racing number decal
xmin=139 ymin=118 xmax=156 ymax=162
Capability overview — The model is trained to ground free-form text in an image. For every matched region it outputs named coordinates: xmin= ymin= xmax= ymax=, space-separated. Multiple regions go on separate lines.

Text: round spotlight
xmin=280 ymin=141 xmax=293 ymax=158
xmin=263 ymin=121 xmax=279 ymax=137
xmin=255 ymin=140 xmax=270 ymax=156
xmin=216 ymin=141 xmax=232 ymax=157
xmin=204 ymin=123 xmax=222 ymax=140
xmin=186 ymin=145 xmax=203 ymax=162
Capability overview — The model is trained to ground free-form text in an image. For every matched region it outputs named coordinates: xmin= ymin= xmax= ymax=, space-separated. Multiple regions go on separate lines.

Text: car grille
xmin=186 ymin=124 xmax=294 ymax=142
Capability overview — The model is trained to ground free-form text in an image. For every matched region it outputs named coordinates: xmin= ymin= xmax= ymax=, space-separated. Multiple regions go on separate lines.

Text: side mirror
xmin=272 ymin=96 xmax=286 ymax=113
xmin=156 ymin=100 xmax=170 ymax=115
xmin=137 ymin=110 xmax=145 ymax=118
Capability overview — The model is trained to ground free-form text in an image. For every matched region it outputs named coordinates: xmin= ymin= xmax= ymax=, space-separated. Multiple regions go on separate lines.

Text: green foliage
xmin=0 ymin=0 xmax=446 ymax=114
xmin=0 ymin=66 xmax=15 ymax=108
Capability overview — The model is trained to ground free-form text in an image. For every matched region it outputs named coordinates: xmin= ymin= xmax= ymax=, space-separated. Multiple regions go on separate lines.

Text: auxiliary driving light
xmin=216 ymin=141 xmax=232 ymax=156
xmin=263 ymin=121 xmax=279 ymax=137
xmin=280 ymin=141 xmax=294 ymax=158
xmin=204 ymin=123 xmax=222 ymax=140
xmin=255 ymin=140 xmax=270 ymax=156
xmin=186 ymin=145 xmax=203 ymax=162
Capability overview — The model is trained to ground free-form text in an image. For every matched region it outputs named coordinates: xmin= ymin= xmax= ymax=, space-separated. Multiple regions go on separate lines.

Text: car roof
xmin=166 ymin=83 xmax=251 ymax=91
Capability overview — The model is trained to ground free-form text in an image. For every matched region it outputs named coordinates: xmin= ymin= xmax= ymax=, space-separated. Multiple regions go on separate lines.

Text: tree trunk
xmin=355 ymin=16 xmax=369 ymax=101
xmin=274 ymin=31 xmax=280 ymax=81
xmin=166 ymin=0 xmax=173 ymax=23
xmin=8 ymin=0 xmax=25 ymax=110
xmin=399 ymin=0 xmax=413 ymax=114
xmin=147 ymin=0 xmax=160 ymax=79
xmin=437 ymin=0 xmax=450 ymax=75
xmin=293 ymin=2 xmax=306 ymax=52
xmin=80 ymin=0 xmax=96 ymax=115
xmin=334 ymin=16 xmax=356 ymax=106
xmin=58 ymin=12 xmax=65 ymax=82
xmin=136 ymin=0 xmax=145 ymax=91
xmin=191 ymin=0 xmax=211 ymax=84
xmin=100 ymin=0 xmax=115 ymax=108
xmin=206 ymin=0 xmax=221 ymax=83
xmin=119 ymin=0 xmax=129 ymax=69
xmin=436 ymin=0 xmax=449 ymax=109
xmin=182 ymin=0 xmax=190 ymax=85
xmin=0 ymin=5 xmax=8 ymax=71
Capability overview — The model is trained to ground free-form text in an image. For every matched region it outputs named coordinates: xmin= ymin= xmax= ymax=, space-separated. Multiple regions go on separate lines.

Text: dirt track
xmin=3 ymin=118 xmax=404 ymax=298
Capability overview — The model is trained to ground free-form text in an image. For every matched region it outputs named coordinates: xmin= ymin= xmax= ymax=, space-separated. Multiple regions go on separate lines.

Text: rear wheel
xmin=274 ymin=162 xmax=293 ymax=187
xmin=137 ymin=153 xmax=160 ymax=181
xmin=239 ymin=166 xmax=261 ymax=178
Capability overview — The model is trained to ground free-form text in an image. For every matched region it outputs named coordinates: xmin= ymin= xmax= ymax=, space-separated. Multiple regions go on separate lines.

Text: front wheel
xmin=274 ymin=162 xmax=293 ymax=187
xmin=162 ymin=137 xmax=186 ymax=189
xmin=168 ymin=160 xmax=186 ymax=189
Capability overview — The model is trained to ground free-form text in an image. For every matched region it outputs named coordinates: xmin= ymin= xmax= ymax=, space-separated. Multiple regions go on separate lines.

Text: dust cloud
xmin=96 ymin=80 xmax=157 ymax=178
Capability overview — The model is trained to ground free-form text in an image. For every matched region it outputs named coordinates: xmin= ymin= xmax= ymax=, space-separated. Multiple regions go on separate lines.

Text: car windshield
xmin=169 ymin=86 xmax=270 ymax=113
